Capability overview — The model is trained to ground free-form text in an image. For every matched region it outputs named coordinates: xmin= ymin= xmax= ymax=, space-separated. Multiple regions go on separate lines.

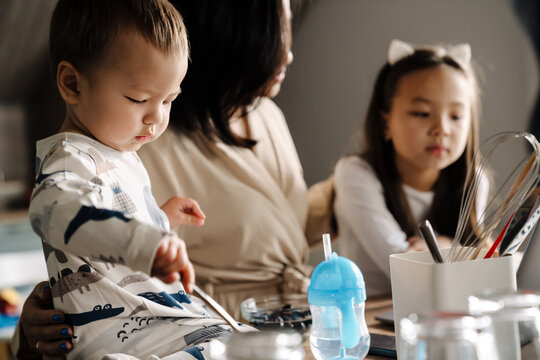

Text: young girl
xmin=334 ymin=40 xmax=487 ymax=296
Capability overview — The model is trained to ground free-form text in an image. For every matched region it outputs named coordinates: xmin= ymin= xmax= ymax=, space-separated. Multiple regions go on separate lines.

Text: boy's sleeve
xmin=29 ymin=142 xmax=164 ymax=275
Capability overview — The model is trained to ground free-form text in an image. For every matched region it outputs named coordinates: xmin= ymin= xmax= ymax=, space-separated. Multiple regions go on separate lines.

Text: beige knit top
xmin=138 ymin=98 xmax=311 ymax=300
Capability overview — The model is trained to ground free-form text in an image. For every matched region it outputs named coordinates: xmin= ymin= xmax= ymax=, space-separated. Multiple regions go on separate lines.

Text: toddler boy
xmin=29 ymin=1 xmax=233 ymax=359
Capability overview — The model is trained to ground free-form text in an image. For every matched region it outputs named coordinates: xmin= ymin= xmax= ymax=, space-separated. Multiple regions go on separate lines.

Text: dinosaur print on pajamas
xmin=50 ymin=265 xmax=103 ymax=302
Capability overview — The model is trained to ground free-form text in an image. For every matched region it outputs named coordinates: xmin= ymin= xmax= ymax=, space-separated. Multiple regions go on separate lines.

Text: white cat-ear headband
xmin=387 ymin=39 xmax=471 ymax=66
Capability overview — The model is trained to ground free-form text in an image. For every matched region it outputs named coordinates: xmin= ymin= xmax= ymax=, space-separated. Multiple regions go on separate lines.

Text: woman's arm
xmin=305 ymin=175 xmax=337 ymax=247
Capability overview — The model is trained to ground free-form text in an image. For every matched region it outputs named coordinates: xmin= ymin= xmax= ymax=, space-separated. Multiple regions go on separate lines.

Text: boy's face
xmin=72 ymin=27 xmax=187 ymax=152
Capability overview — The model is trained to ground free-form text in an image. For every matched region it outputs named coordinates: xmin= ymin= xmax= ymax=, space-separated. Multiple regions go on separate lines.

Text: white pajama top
xmin=28 ymin=133 xmax=233 ymax=360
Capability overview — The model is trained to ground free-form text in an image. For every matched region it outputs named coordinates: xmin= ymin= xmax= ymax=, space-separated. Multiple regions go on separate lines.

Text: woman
xmin=138 ymin=0 xmax=313 ymax=317
xmin=14 ymin=0 xmax=323 ymax=357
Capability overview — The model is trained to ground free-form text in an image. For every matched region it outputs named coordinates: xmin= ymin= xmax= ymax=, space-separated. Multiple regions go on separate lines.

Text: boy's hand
xmin=151 ymin=233 xmax=195 ymax=292
xmin=161 ymin=196 xmax=206 ymax=228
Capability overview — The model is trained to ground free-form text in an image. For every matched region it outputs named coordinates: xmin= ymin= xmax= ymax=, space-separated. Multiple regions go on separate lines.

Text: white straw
xmin=323 ymin=233 xmax=332 ymax=261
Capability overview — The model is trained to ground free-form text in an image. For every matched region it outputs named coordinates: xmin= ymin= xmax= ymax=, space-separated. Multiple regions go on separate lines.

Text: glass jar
xmin=399 ymin=311 xmax=499 ymax=360
xmin=209 ymin=330 xmax=305 ymax=360
xmin=309 ymin=301 xmax=370 ymax=360
xmin=468 ymin=289 xmax=540 ymax=360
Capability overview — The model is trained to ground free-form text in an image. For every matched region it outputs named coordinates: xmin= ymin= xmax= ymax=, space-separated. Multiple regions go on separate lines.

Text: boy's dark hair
xmin=168 ymin=0 xmax=290 ymax=148
xmin=361 ymin=48 xmax=481 ymax=240
xmin=49 ymin=0 xmax=188 ymax=80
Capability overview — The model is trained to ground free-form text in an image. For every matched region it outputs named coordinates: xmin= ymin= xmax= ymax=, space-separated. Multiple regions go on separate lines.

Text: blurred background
xmin=0 ymin=0 xmax=61 ymax=212
xmin=278 ymin=0 xmax=539 ymax=186
xmin=0 ymin=0 xmax=538 ymax=203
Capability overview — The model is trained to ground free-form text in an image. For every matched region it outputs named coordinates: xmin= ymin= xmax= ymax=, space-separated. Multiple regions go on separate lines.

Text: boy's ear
xmin=57 ymin=61 xmax=82 ymax=105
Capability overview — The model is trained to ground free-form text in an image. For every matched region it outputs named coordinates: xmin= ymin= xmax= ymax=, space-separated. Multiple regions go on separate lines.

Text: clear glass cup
xmin=399 ymin=311 xmax=499 ymax=360
xmin=208 ymin=329 xmax=305 ymax=360
xmin=468 ymin=289 xmax=540 ymax=360
xmin=309 ymin=302 xmax=370 ymax=360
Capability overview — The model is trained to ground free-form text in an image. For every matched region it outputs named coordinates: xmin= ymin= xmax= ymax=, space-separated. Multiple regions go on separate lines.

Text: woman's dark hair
xmin=362 ymin=48 xmax=481 ymax=239
xmin=169 ymin=0 xmax=290 ymax=148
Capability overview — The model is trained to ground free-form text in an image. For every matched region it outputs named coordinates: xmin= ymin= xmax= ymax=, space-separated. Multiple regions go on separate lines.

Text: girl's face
xmin=265 ymin=0 xmax=293 ymax=98
xmin=384 ymin=65 xmax=473 ymax=190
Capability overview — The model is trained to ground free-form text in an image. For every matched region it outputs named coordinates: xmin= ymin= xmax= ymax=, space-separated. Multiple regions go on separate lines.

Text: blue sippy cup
xmin=308 ymin=234 xmax=370 ymax=360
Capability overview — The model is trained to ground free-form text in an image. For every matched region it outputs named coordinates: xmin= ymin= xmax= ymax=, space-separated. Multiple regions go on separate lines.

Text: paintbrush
xmin=192 ymin=284 xmax=250 ymax=333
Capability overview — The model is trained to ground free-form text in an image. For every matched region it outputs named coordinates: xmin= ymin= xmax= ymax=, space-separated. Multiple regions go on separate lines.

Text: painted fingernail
xmin=60 ymin=343 xmax=68 ymax=351
xmin=61 ymin=328 xmax=70 ymax=336
xmin=41 ymin=285 xmax=51 ymax=293
xmin=53 ymin=314 xmax=62 ymax=322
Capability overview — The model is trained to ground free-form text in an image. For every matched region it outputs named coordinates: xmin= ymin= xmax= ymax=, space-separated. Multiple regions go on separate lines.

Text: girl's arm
xmin=334 ymin=156 xmax=410 ymax=278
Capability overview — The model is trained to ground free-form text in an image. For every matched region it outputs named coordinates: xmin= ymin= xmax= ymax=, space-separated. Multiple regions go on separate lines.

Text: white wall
xmin=276 ymin=0 xmax=539 ymax=186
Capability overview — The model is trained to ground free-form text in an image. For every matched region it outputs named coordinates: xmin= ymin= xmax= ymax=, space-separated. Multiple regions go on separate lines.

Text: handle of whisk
xmin=419 ymin=220 xmax=445 ymax=263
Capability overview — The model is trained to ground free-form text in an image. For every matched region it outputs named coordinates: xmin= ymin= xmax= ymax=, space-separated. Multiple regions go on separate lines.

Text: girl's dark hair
xmin=362 ymin=48 xmax=481 ymax=239
xmin=49 ymin=0 xmax=187 ymax=80
xmin=169 ymin=0 xmax=290 ymax=148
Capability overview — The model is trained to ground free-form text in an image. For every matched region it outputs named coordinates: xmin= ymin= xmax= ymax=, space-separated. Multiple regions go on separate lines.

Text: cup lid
xmin=308 ymin=252 xmax=366 ymax=306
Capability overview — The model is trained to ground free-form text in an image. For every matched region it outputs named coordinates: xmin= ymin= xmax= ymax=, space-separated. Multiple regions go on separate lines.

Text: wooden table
xmin=0 ymin=296 xmax=395 ymax=360
xmin=303 ymin=295 xmax=395 ymax=360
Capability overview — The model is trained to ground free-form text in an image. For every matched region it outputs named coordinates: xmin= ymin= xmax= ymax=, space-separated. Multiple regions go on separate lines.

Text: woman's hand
xmin=18 ymin=281 xmax=72 ymax=359
xmin=161 ymin=196 xmax=206 ymax=228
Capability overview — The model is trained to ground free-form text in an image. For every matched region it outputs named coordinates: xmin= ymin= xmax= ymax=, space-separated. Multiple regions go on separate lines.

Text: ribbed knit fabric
xmin=139 ymin=98 xmax=312 ymax=317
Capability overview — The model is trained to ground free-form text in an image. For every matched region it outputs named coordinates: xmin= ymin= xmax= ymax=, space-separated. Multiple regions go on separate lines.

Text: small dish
xmin=240 ymin=293 xmax=312 ymax=336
